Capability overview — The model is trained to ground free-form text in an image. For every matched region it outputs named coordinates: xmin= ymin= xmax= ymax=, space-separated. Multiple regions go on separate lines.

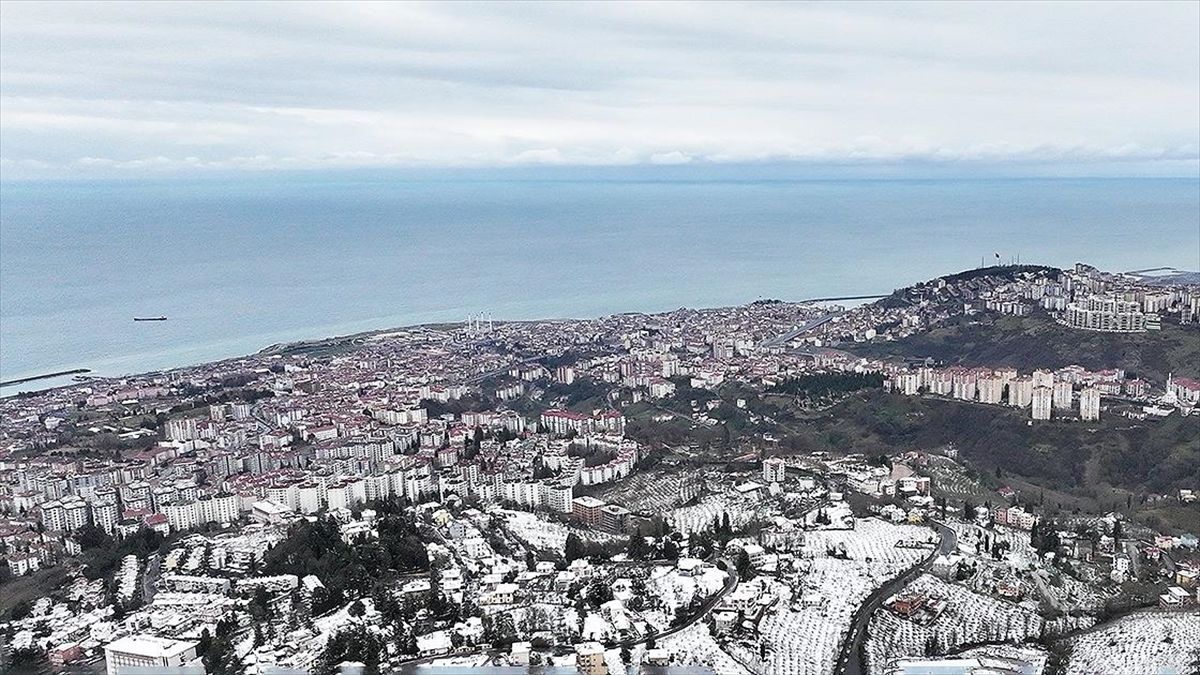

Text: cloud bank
xmin=1 ymin=1 xmax=1197 ymax=177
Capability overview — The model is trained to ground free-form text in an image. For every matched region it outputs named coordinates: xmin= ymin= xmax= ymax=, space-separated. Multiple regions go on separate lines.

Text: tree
xmin=488 ymin=612 xmax=517 ymax=648
xmin=319 ymin=625 xmax=384 ymax=675
xmin=627 ymin=534 xmax=648 ymax=561
xmin=587 ymin=578 xmax=613 ymax=608
xmin=734 ymin=549 xmax=753 ymax=581
xmin=565 ymin=533 xmax=585 ymax=563
xmin=5 ymin=647 xmax=50 ymax=675
xmin=661 ymin=538 xmax=679 ymax=561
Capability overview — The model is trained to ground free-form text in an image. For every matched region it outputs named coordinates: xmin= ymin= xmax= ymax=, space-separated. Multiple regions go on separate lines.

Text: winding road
xmin=833 ymin=521 xmax=957 ymax=675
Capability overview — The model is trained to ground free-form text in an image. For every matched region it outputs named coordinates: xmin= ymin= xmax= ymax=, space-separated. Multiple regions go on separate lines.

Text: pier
xmin=799 ymin=293 xmax=888 ymax=303
xmin=0 ymin=368 xmax=91 ymax=388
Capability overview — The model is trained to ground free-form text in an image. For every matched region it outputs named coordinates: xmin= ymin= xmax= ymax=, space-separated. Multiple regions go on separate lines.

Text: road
xmin=463 ymin=356 xmax=543 ymax=384
xmin=610 ymin=558 xmax=739 ymax=650
xmin=141 ymin=553 xmax=161 ymax=604
xmin=1124 ymin=540 xmax=1142 ymax=581
xmin=758 ymin=313 xmax=839 ymax=349
xmin=833 ymin=521 xmax=957 ymax=675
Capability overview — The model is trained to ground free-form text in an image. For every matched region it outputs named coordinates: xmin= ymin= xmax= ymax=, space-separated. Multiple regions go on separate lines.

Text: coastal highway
xmin=834 ymin=521 xmax=957 ymax=675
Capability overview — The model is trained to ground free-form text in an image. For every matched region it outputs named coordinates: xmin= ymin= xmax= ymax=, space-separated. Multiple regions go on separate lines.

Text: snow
xmin=1062 ymin=611 xmax=1200 ymax=675
xmin=865 ymin=573 xmax=1046 ymax=672
xmin=657 ymin=622 xmax=752 ymax=675
xmin=753 ymin=519 xmax=933 ymax=674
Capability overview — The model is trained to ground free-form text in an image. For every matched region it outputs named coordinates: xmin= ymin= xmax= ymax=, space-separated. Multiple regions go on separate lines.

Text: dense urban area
xmin=1 ymin=262 xmax=1198 ymax=675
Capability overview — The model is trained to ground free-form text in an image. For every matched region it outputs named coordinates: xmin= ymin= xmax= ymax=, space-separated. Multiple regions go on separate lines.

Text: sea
xmin=1 ymin=175 xmax=1198 ymax=393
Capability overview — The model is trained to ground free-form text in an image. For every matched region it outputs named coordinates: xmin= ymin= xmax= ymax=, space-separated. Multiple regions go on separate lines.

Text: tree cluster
xmin=262 ymin=505 xmax=429 ymax=611
xmin=768 ymin=372 xmax=885 ymax=400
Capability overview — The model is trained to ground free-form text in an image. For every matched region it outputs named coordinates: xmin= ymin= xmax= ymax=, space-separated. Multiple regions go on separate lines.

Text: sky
xmin=1 ymin=1 xmax=1198 ymax=179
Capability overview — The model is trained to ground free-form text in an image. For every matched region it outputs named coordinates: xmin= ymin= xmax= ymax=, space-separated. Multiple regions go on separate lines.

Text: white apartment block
xmin=1032 ymin=386 xmax=1053 ymax=420
xmin=1080 ymin=387 xmax=1101 ymax=421
xmin=763 ymin=457 xmax=787 ymax=484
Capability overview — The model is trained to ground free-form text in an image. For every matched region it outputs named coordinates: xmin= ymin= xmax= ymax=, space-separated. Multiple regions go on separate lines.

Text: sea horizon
xmin=3 ymin=174 xmax=1198 ymax=391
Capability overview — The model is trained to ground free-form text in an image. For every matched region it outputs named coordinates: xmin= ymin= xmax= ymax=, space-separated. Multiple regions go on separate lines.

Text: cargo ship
xmin=133 ymin=316 xmax=168 ymax=321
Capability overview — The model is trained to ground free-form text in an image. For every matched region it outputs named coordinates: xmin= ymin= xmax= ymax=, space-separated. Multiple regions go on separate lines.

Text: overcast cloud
xmin=1 ymin=1 xmax=1197 ymax=177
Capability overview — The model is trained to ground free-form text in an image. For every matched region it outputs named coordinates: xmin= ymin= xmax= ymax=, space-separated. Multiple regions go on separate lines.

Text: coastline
xmin=0 ymin=294 xmax=877 ymax=398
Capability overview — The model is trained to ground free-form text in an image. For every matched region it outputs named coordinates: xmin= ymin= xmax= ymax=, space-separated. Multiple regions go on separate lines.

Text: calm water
xmin=1 ymin=177 xmax=1197 ymax=388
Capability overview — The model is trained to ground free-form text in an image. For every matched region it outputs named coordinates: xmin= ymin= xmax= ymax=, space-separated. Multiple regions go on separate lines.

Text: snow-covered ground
xmin=1062 ymin=611 xmax=1200 ymax=675
xmin=801 ymin=519 xmax=932 ymax=563
xmin=501 ymin=509 xmax=570 ymax=552
xmin=668 ymin=492 xmax=774 ymax=535
xmin=656 ymin=621 xmax=753 ymax=675
xmin=641 ymin=564 xmax=730 ymax=630
xmin=753 ymin=519 xmax=933 ymax=675
xmin=864 ymin=573 xmax=1046 ymax=673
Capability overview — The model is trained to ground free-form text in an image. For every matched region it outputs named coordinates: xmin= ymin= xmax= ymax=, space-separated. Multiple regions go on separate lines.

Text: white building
xmin=1052 ymin=381 xmax=1073 ymax=410
xmin=1031 ymin=386 xmax=1053 ymax=420
xmin=1064 ymin=295 xmax=1149 ymax=332
xmin=762 ymin=457 xmax=787 ymax=484
xmin=977 ymin=376 xmax=1004 ymax=404
xmin=1080 ymin=387 xmax=1101 ymax=421
xmin=104 ymin=635 xmax=198 ymax=674
xmin=1007 ymin=377 xmax=1033 ymax=408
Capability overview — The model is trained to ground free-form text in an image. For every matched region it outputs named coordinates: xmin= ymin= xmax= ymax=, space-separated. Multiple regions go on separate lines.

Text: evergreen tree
xmin=565 ymin=533 xmax=585 ymax=562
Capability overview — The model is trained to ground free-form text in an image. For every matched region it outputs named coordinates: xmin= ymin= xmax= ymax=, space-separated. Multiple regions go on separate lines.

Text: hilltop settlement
xmin=1 ymin=263 xmax=1199 ymax=675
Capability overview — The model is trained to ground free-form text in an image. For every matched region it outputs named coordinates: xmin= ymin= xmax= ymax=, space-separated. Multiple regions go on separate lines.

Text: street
xmin=834 ymin=521 xmax=957 ymax=675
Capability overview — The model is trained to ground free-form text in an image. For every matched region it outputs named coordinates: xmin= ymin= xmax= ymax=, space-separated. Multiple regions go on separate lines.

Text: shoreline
xmin=0 ymin=295 xmax=873 ymax=398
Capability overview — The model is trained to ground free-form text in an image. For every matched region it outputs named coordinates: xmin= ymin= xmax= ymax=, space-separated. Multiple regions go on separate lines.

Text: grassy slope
xmin=846 ymin=312 xmax=1200 ymax=381
xmin=759 ymin=391 xmax=1200 ymax=532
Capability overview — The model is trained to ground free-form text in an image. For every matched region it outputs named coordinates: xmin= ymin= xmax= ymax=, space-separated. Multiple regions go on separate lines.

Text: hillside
xmin=845 ymin=311 xmax=1200 ymax=381
xmin=759 ymin=390 xmax=1200 ymax=533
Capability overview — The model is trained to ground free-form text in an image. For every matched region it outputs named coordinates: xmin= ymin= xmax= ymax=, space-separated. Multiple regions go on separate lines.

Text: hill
xmin=759 ymin=390 xmax=1200 ymax=533
xmin=845 ymin=311 xmax=1200 ymax=381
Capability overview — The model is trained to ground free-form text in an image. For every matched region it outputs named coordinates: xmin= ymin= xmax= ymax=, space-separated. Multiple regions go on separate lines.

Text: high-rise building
xmin=951 ymin=372 xmax=977 ymax=401
xmin=1080 ymin=388 xmax=1101 ymax=421
xmin=1032 ymin=370 xmax=1054 ymax=389
xmin=1032 ymin=386 xmax=1053 ymax=421
xmin=977 ymin=377 xmax=1004 ymax=404
xmin=1052 ymin=381 xmax=1073 ymax=410
xmin=1007 ymin=377 xmax=1033 ymax=408
xmin=1064 ymin=295 xmax=1149 ymax=332
xmin=763 ymin=457 xmax=787 ymax=484
xmin=90 ymin=492 xmax=120 ymax=534
xmin=40 ymin=500 xmax=66 ymax=532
